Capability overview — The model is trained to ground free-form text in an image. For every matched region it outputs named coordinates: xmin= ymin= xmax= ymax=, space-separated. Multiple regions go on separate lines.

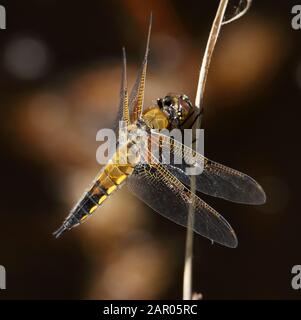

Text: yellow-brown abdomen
xmin=69 ymin=143 xmax=136 ymax=224
xmin=54 ymin=139 xmax=137 ymax=237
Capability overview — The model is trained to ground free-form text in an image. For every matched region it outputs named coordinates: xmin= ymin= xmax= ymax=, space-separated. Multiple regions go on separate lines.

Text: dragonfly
xmin=54 ymin=16 xmax=266 ymax=248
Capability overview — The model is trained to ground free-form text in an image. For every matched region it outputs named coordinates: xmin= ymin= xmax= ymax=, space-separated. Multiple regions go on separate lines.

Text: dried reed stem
xmin=183 ymin=0 xmax=252 ymax=300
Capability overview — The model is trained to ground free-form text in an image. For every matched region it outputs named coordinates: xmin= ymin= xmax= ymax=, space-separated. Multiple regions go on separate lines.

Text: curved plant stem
xmin=182 ymin=0 xmax=252 ymax=300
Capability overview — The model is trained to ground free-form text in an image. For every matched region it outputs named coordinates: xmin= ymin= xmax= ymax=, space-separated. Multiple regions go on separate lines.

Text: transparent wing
xmin=127 ymin=163 xmax=238 ymax=248
xmin=152 ymin=131 xmax=266 ymax=205
xmin=129 ymin=14 xmax=152 ymax=121
xmin=113 ymin=47 xmax=129 ymax=134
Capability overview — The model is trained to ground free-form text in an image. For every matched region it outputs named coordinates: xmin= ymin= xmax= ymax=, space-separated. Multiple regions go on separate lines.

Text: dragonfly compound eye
xmin=163 ymin=96 xmax=173 ymax=107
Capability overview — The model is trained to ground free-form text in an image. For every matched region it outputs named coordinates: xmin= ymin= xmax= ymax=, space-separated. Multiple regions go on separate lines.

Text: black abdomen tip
xmin=53 ymin=225 xmax=67 ymax=239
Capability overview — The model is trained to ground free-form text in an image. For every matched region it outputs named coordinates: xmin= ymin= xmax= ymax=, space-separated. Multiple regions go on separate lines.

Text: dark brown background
xmin=0 ymin=0 xmax=300 ymax=299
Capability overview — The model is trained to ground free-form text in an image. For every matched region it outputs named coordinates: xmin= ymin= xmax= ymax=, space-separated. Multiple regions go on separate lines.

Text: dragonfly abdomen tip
xmin=53 ymin=225 xmax=67 ymax=239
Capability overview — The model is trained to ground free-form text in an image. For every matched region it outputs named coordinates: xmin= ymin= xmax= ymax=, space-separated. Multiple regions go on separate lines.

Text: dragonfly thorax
xmin=142 ymin=106 xmax=169 ymax=130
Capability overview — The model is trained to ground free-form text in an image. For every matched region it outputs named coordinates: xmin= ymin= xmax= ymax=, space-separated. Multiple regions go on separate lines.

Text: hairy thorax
xmin=142 ymin=106 xmax=169 ymax=130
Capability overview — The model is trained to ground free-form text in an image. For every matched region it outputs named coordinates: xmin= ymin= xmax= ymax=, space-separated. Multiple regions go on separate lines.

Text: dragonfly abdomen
xmin=53 ymin=161 xmax=134 ymax=238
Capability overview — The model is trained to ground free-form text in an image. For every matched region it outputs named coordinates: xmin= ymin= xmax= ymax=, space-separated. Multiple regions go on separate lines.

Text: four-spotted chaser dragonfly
xmin=54 ymin=16 xmax=266 ymax=248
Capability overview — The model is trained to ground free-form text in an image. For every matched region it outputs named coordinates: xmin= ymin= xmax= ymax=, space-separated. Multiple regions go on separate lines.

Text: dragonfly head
xmin=157 ymin=93 xmax=193 ymax=128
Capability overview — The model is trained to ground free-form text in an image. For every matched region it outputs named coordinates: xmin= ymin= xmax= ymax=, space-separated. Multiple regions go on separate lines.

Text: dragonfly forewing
xmin=151 ymin=131 xmax=266 ymax=205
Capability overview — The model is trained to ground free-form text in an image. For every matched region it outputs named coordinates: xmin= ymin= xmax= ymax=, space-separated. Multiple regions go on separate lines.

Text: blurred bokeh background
xmin=0 ymin=0 xmax=300 ymax=299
